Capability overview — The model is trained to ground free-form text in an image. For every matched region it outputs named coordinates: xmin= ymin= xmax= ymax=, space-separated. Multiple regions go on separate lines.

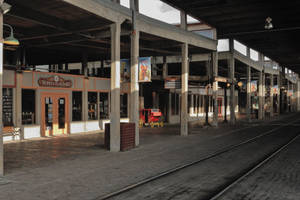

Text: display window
xmin=3 ymin=88 xmax=13 ymax=126
xmin=88 ymin=92 xmax=98 ymax=120
xmin=22 ymin=89 xmax=36 ymax=125
xmin=99 ymin=92 xmax=109 ymax=119
xmin=120 ymin=94 xmax=128 ymax=118
xmin=72 ymin=91 xmax=82 ymax=121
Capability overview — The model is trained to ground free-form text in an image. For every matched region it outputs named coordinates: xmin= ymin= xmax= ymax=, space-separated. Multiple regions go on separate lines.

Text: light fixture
xmin=237 ymin=81 xmax=243 ymax=87
xmin=0 ymin=2 xmax=11 ymax=14
xmin=264 ymin=17 xmax=273 ymax=30
xmin=3 ymin=23 xmax=19 ymax=46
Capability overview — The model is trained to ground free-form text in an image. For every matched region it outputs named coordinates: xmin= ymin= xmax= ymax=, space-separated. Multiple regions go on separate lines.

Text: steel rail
xmin=209 ymin=133 xmax=300 ymax=200
xmin=95 ymin=117 xmax=300 ymax=200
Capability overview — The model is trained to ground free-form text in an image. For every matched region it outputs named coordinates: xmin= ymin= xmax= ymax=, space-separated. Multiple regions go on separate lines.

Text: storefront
xmin=2 ymin=69 xmax=130 ymax=141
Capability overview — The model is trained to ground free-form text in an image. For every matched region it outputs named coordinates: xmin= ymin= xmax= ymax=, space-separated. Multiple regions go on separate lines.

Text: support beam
xmin=229 ymin=39 xmax=235 ymax=124
xmin=287 ymin=81 xmax=290 ymax=113
xmin=297 ymin=80 xmax=300 ymax=112
xmin=212 ymin=51 xmax=218 ymax=127
xmin=181 ymin=43 xmax=189 ymax=136
xmin=258 ymin=71 xmax=263 ymax=120
xmin=262 ymin=72 xmax=266 ymax=119
xmin=110 ymin=22 xmax=121 ymax=152
xmin=246 ymin=66 xmax=251 ymax=122
xmin=270 ymin=74 xmax=274 ymax=117
xmin=130 ymin=28 xmax=139 ymax=146
xmin=0 ymin=1 xmax=3 ymax=176
xmin=277 ymin=75 xmax=281 ymax=114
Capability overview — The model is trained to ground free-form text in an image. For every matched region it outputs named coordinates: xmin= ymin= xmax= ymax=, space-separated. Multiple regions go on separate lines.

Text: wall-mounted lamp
xmin=0 ymin=2 xmax=11 ymax=14
xmin=3 ymin=23 xmax=19 ymax=46
xmin=264 ymin=17 xmax=273 ymax=30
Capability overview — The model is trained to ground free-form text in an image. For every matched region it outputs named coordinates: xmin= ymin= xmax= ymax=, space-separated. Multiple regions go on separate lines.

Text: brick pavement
xmin=0 ymin=113 xmax=297 ymax=200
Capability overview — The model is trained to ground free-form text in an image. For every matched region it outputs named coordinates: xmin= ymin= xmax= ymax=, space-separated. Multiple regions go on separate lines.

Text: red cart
xmin=139 ymin=109 xmax=164 ymax=128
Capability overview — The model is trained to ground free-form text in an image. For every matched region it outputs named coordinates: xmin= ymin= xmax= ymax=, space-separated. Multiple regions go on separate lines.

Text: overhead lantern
xmin=264 ymin=17 xmax=273 ymax=30
xmin=3 ymin=24 xmax=19 ymax=46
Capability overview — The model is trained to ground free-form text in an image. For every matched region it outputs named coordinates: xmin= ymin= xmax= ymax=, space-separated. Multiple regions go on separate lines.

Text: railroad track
xmin=95 ymin=117 xmax=300 ymax=200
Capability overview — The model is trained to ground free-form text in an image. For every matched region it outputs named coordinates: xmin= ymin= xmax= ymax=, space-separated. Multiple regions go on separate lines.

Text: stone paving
xmin=0 ymin=113 xmax=297 ymax=200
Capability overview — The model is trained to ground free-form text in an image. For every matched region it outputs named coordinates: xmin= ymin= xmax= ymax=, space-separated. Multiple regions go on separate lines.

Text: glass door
xmin=42 ymin=93 xmax=69 ymax=136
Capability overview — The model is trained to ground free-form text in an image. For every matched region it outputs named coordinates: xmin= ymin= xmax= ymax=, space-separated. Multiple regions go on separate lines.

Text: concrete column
xmin=16 ymin=73 xmax=23 ymax=139
xmin=83 ymin=79 xmax=88 ymax=131
xmin=212 ymin=52 xmax=218 ymax=127
xmin=129 ymin=31 xmax=139 ymax=146
xmin=82 ymin=53 xmax=88 ymax=77
xmin=262 ymin=72 xmax=266 ymax=119
xmin=0 ymin=4 xmax=3 ymax=175
xmin=110 ymin=22 xmax=121 ymax=152
xmin=181 ymin=43 xmax=188 ymax=136
xmin=270 ymin=74 xmax=274 ymax=117
xmin=246 ymin=66 xmax=251 ymax=122
xmin=277 ymin=75 xmax=281 ymax=114
xmin=287 ymin=81 xmax=290 ymax=113
xmin=162 ymin=56 xmax=168 ymax=79
xmin=258 ymin=71 xmax=263 ymax=120
xmin=297 ymin=80 xmax=300 ymax=112
xmin=229 ymin=39 xmax=235 ymax=124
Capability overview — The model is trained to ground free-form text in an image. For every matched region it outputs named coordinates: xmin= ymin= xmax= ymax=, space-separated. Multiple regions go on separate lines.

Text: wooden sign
xmin=38 ymin=75 xmax=72 ymax=88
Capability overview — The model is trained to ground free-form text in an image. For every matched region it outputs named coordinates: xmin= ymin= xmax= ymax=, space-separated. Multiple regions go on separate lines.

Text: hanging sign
xmin=273 ymin=85 xmax=278 ymax=95
xmin=38 ymin=75 xmax=72 ymax=88
xmin=138 ymin=57 xmax=151 ymax=82
xmin=251 ymin=80 xmax=257 ymax=92
xmin=120 ymin=59 xmax=130 ymax=82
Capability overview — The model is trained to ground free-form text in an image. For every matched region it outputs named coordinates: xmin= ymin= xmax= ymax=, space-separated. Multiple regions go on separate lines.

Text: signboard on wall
xmin=164 ymin=77 xmax=181 ymax=89
xmin=38 ymin=75 xmax=72 ymax=88
xmin=139 ymin=57 xmax=151 ymax=82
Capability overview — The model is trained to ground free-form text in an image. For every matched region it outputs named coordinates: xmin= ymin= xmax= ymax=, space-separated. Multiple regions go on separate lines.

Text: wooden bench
xmin=3 ymin=126 xmax=21 ymax=140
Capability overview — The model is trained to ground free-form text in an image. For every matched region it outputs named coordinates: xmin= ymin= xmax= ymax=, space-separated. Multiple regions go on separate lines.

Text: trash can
xmin=105 ymin=123 xmax=136 ymax=151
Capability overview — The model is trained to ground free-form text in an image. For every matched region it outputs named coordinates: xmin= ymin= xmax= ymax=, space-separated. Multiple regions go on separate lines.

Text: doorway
xmin=41 ymin=93 xmax=69 ymax=136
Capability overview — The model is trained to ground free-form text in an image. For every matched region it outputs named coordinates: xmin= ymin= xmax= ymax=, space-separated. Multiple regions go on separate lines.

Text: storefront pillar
xmin=270 ymin=74 xmax=274 ymax=117
xmin=246 ymin=65 xmax=251 ymax=122
xmin=0 ymin=4 xmax=3 ymax=175
xmin=110 ymin=22 xmax=121 ymax=152
xmin=212 ymin=51 xmax=218 ymax=127
xmin=258 ymin=71 xmax=263 ymax=120
xmin=229 ymin=39 xmax=235 ymax=125
xmin=129 ymin=15 xmax=139 ymax=146
xmin=162 ymin=56 xmax=168 ymax=79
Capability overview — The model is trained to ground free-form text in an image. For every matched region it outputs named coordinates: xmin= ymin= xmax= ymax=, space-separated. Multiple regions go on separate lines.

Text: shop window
xmin=120 ymin=94 xmax=128 ymax=118
xmin=72 ymin=91 xmax=82 ymax=121
xmin=99 ymin=92 xmax=109 ymax=119
xmin=3 ymin=88 xmax=13 ymax=126
xmin=22 ymin=89 xmax=36 ymax=125
xmin=88 ymin=92 xmax=98 ymax=120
